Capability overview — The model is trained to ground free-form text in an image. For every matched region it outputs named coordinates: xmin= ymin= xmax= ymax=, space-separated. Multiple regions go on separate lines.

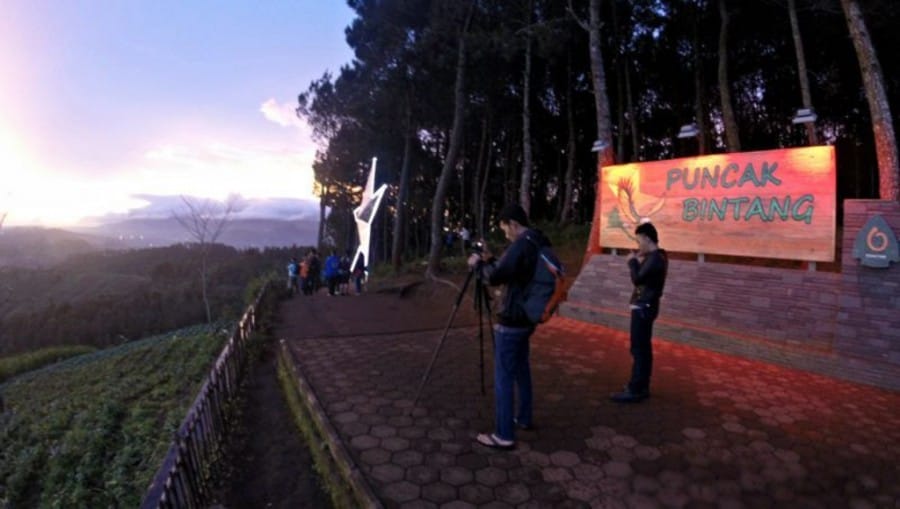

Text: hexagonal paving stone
xmin=439 ymin=501 xmax=476 ymax=509
xmin=428 ymin=427 xmax=455 ymax=441
xmin=359 ymin=447 xmax=392 ymax=466
xmin=634 ymin=445 xmax=662 ymax=461
xmin=475 ymin=466 xmax=508 ymax=487
xmin=341 ymin=421 xmax=370 ymax=437
xmin=682 ymin=428 xmax=707 ymax=440
xmin=603 ymin=461 xmax=633 ymax=478
xmin=542 ymin=467 xmax=574 ymax=482
xmin=382 ymin=480 xmax=421 ymax=503
xmin=550 ymin=450 xmax=581 ymax=467
xmin=611 ymin=435 xmax=639 ymax=448
xmin=350 ymin=434 xmax=380 ymax=450
xmin=438 ymin=466 xmax=474 ymax=487
xmin=334 ymin=411 xmax=359 ymax=424
xmin=421 ymin=482 xmax=457 ymax=504
xmin=406 ymin=465 xmax=440 ymax=485
xmin=372 ymin=463 xmax=406 ymax=483
xmin=572 ymin=462 xmax=605 ymax=481
xmin=372 ymin=424 xmax=398 ymax=438
xmin=399 ymin=501 xmax=438 ymax=509
xmin=519 ymin=450 xmax=551 ymax=467
xmin=393 ymin=449 xmax=425 ymax=468
xmin=508 ymin=466 xmax=543 ymax=483
xmin=382 ymin=436 xmax=411 ymax=452
xmin=455 ymin=453 xmax=489 ymax=470
xmin=495 ymin=482 xmax=531 ymax=505
xmin=530 ymin=481 xmax=568 ymax=504
xmin=459 ymin=483 xmax=493 ymax=505
xmin=425 ymin=451 xmax=455 ymax=468
xmin=487 ymin=453 xmax=522 ymax=469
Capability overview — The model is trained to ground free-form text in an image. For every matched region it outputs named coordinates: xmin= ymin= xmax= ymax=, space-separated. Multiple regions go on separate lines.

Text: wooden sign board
xmin=597 ymin=146 xmax=836 ymax=262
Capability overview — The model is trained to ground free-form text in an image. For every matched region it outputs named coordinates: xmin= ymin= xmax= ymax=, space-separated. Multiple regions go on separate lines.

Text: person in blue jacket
xmin=323 ymin=250 xmax=341 ymax=296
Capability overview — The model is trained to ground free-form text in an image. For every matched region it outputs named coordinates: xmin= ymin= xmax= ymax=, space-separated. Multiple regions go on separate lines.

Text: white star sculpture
xmin=352 ymin=157 xmax=387 ymax=274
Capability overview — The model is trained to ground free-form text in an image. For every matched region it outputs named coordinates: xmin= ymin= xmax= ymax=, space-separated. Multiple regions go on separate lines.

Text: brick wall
xmin=560 ymin=199 xmax=900 ymax=391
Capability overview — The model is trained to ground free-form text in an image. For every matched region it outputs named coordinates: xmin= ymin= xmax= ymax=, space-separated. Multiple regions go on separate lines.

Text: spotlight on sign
xmin=792 ymin=108 xmax=817 ymax=124
xmin=591 ymin=139 xmax=610 ymax=153
xmin=677 ymin=123 xmax=700 ymax=139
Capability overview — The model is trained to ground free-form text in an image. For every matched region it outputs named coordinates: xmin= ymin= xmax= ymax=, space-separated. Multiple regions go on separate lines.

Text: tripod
xmin=410 ymin=264 xmax=494 ymax=411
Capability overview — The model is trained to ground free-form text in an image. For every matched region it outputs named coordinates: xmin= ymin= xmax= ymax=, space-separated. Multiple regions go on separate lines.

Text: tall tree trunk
xmin=788 ymin=0 xmax=818 ymax=146
xmin=478 ymin=125 xmax=494 ymax=239
xmin=426 ymin=8 xmax=472 ymax=278
xmin=473 ymin=116 xmax=488 ymax=237
xmin=588 ymin=0 xmax=614 ymax=161
xmin=200 ymin=253 xmax=211 ymax=324
xmin=611 ymin=0 xmax=625 ymax=162
xmin=841 ymin=0 xmax=899 ymax=201
xmin=692 ymin=2 xmax=709 ymax=155
xmin=626 ymin=62 xmax=639 ymax=160
xmin=561 ymin=49 xmax=577 ymax=225
xmin=317 ymin=184 xmax=329 ymax=249
xmin=584 ymin=0 xmax=615 ymax=257
xmin=520 ymin=13 xmax=534 ymax=215
xmin=718 ymin=0 xmax=741 ymax=152
xmin=391 ymin=121 xmax=413 ymax=271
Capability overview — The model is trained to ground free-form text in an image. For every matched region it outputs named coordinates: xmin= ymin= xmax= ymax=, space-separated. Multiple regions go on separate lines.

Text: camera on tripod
xmin=471 ymin=240 xmax=485 ymax=255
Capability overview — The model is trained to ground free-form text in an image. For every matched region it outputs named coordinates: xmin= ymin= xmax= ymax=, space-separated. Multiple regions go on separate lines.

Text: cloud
xmin=260 ymin=98 xmax=302 ymax=128
xmin=84 ymin=194 xmax=319 ymax=224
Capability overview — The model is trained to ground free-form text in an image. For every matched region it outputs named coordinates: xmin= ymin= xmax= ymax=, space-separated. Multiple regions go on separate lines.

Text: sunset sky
xmin=0 ymin=1 xmax=355 ymax=227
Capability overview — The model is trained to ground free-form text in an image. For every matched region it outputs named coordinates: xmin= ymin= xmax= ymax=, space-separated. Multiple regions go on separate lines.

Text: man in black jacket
xmin=613 ymin=222 xmax=668 ymax=403
xmin=467 ymin=204 xmax=550 ymax=449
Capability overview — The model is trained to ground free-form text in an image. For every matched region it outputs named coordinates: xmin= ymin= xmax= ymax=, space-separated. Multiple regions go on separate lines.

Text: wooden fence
xmin=140 ymin=282 xmax=271 ymax=509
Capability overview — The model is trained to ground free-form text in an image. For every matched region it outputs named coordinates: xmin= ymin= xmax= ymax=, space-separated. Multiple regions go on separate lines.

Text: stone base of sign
xmin=561 ymin=199 xmax=900 ymax=391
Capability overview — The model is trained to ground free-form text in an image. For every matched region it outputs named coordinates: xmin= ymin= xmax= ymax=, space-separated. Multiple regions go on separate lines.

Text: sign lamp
xmin=792 ymin=108 xmax=817 ymax=124
xmin=677 ymin=123 xmax=700 ymax=139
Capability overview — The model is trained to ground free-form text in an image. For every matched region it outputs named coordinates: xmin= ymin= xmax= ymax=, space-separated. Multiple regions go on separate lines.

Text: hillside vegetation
xmin=0 ymin=325 xmax=227 ymax=508
xmin=0 ymin=243 xmax=301 ymax=356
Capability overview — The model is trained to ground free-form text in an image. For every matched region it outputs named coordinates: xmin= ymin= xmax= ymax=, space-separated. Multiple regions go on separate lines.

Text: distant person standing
xmin=307 ymin=249 xmax=322 ymax=294
xmin=460 ymin=225 xmax=471 ymax=249
xmin=338 ymin=252 xmax=352 ymax=295
xmin=352 ymin=252 xmax=366 ymax=295
xmin=324 ymin=250 xmax=341 ymax=296
xmin=286 ymin=257 xmax=299 ymax=296
xmin=611 ymin=222 xmax=668 ymax=403
xmin=299 ymin=255 xmax=311 ymax=296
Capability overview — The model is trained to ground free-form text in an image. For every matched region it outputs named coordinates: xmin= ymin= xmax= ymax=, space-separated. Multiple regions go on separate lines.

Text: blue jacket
xmin=324 ymin=254 xmax=341 ymax=278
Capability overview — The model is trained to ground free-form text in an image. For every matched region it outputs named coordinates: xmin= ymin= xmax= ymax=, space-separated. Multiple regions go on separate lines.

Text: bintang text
xmin=666 ymin=162 xmax=814 ymax=224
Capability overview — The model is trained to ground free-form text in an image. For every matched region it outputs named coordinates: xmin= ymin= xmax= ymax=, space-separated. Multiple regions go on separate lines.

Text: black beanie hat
xmin=498 ymin=204 xmax=530 ymax=227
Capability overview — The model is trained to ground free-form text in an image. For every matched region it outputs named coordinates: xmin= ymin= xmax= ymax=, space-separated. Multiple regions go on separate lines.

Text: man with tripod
xmin=467 ymin=204 xmax=550 ymax=450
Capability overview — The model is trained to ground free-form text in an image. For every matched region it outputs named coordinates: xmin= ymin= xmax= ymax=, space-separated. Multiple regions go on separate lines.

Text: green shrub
xmin=0 ymin=345 xmax=96 ymax=383
xmin=0 ymin=325 xmax=226 ymax=508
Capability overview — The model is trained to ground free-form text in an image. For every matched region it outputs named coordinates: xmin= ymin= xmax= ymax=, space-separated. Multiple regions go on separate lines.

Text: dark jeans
xmin=628 ymin=305 xmax=659 ymax=393
xmin=493 ymin=324 xmax=534 ymax=441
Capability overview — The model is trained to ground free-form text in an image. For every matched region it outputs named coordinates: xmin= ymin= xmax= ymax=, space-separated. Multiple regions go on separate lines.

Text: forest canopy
xmin=296 ymin=0 xmax=900 ymax=272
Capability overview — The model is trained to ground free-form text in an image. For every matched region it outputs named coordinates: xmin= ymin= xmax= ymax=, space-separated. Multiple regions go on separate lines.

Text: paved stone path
xmin=279 ymin=288 xmax=900 ymax=508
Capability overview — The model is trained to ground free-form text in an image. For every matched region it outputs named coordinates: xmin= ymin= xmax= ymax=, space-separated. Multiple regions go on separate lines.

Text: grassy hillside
xmin=0 ymin=325 xmax=227 ymax=508
xmin=0 ymin=228 xmax=104 ymax=268
xmin=0 ymin=244 xmax=300 ymax=356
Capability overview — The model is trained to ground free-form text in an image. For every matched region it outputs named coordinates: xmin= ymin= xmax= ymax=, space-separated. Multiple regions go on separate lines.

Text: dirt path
xmin=211 ymin=280 xmax=479 ymax=508
xmin=211 ymin=342 xmax=331 ymax=509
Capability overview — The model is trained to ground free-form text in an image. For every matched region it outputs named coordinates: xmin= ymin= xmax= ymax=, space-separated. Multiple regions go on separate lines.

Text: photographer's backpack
xmin=523 ymin=236 xmax=566 ymax=324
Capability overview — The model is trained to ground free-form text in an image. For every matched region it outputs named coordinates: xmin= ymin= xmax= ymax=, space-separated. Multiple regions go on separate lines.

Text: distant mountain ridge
xmin=0 ymin=217 xmax=318 ymax=268
xmin=71 ymin=217 xmax=319 ymax=249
